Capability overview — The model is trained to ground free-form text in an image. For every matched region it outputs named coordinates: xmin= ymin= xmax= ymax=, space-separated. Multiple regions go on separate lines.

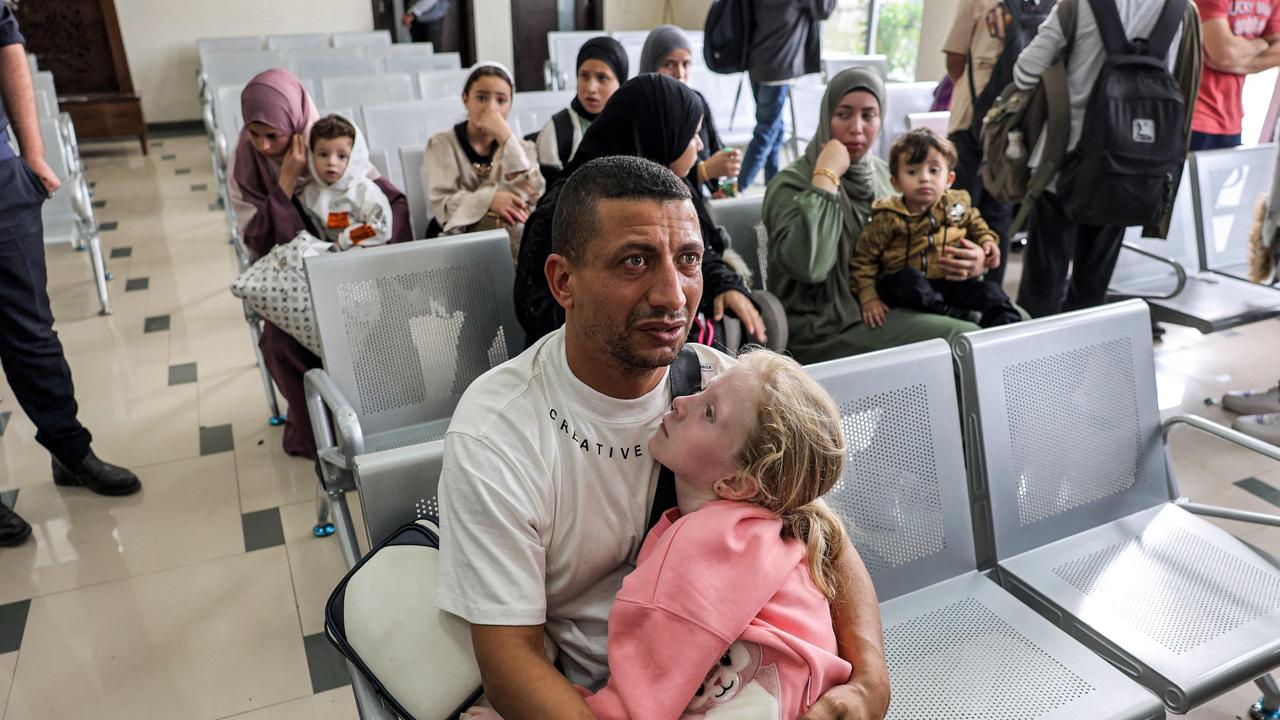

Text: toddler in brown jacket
xmin=851 ymin=128 xmax=1020 ymax=329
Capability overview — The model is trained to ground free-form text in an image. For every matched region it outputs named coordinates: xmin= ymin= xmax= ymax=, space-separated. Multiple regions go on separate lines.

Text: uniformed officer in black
xmin=0 ymin=2 xmax=141 ymax=547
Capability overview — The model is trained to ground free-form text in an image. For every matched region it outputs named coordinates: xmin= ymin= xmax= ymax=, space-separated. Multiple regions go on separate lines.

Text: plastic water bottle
xmin=1006 ymin=130 xmax=1026 ymax=161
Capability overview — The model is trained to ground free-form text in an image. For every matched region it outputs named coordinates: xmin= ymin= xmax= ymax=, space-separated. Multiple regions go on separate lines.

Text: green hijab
xmin=803 ymin=67 xmax=885 ymax=204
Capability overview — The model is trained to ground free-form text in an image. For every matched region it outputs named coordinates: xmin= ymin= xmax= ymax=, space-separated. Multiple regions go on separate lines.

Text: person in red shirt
xmin=1192 ymin=0 xmax=1280 ymax=150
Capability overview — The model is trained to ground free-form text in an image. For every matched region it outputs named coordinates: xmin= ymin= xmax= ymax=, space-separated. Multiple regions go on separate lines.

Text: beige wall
xmin=916 ymin=0 xmax=957 ymax=81
xmin=602 ymin=0 xmax=665 ymax=31
xmin=473 ymin=0 xmax=515 ymax=70
xmin=114 ymin=0 xmax=374 ymax=123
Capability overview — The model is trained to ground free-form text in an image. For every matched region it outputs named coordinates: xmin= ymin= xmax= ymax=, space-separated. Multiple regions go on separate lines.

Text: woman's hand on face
xmin=938 ymin=238 xmax=987 ymax=281
xmin=491 ymin=190 xmax=530 ymax=225
xmin=278 ymin=134 xmax=309 ymax=195
xmin=815 ymin=139 xmax=852 ymax=178
xmin=703 ymin=148 xmax=742 ymax=180
xmin=474 ymin=109 xmax=513 ymax=144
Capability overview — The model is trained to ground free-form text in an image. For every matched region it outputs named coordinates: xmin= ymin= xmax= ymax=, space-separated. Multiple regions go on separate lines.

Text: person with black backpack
xmin=1010 ymin=0 xmax=1198 ymax=318
xmin=943 ymin=0 xmax=1055 ymax=287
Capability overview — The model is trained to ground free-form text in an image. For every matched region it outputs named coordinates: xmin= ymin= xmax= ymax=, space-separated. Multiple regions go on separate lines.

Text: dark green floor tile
xmin=0 ymin=599 xmax=30 ymax=654
xmin=144 ymin=315 xmax=170 ymax=333
xmin=241 ymin=507 xmax=285 ymax=552
xmin=303 ymin=633 xmax=350 ymax=694
xmin=199 ymin=423 xmax=234 ymax=455
xmin=168 ymin=362 xmax=197 ymax=386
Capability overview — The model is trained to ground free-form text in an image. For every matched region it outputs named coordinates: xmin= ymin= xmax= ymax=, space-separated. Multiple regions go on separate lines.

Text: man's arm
xmin=471 ymin=625 xmax=595 ymax=720
xmin=945 ymin=51 xmax=967 ymax=83
xmin=0 ymin=43 xmax=57 ymax=193
xmin=1220 ymin=33 xmax=1280 ymax=75
xmin=1201 ymin=17 xmax=1270 ymax=73
xmin=801 ymin=539 xmax=890 ymax=720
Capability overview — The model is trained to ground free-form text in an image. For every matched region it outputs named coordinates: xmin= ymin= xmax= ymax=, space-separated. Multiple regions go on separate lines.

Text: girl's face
xmin=668 ymin=117 xmax=704 ymax=178
xmin=656 ymin=48 xmax=693 ymax=85
xmin=247 ymin=121 xmax=290 ymax=158
xmin=828 ymin=90 xmax=882 ymax=162
xmin=576 ymin=59 xmax=620 ymax=115
xmin=649 ymin=365 xmax=757 ymax=491
xmin=463 ymin=75 xmax=513 ymax=121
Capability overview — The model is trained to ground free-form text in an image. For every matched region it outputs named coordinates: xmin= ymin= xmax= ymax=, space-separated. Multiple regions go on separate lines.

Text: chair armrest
xmin=304 ymin=368 xmax=366 ymax=465
xmin=1118 ymin=241 xmax=1188 ymax=300
xmin=1163 ymin=413 xmax=1280 ymax=527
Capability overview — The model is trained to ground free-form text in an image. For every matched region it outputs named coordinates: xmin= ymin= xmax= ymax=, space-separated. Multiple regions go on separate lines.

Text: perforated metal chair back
xmin=332 ymin=30 xmax=393 ymax=48
xmin=417 ymin=69 xmax=472 ymax=101
xmin=399 ymin=145 xmax=431 ymax=238
xmin=807 ymin=340 xmax=978 ymax=602
xmin=202 ymin=50 xmax=285 ymax=90
xmin=295 ymin=57 xmax=381 ymax=80
xmin=198 ymin=36 xmax=264 ymax=67
xmin=954 ymin=300 xmax=1170 ymax=563
xmin=362 ymin=101 xmax=461 ymax=157
xmin=547 ymin=31 xmax=602 ymax=82
xmin=321 ymin=73 xmax=416 ymax=110
xmin=880 ymin=82 xmax=937 ymax=158
xmin=510 ymin=90 xmax=574 ymax=138
xmin=305 ymin=230 xmax=522 ymax=438
xmin=426 ymin=52 xmax=462 ymax=70
xmin=707 ymin=195 xmax=764 ymax=289
xmin=366 ymin=148 xmax=398 ymax=192
xmin=1191 ymin=144 xmax=1276 ymax=277
xmin=821 ymin=55 xmax=888 ymax=83
xmin=354 ymin=440 xmax=445 ymax=547
xmin=266 ymin=33 xmax=329 ymax=50
xmin=383 ymin=52 xmax=447 ymax=75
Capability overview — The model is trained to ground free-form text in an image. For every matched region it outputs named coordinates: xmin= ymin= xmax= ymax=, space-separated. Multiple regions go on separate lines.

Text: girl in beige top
xmin=424 ymin=63 xmax=544 ymax=260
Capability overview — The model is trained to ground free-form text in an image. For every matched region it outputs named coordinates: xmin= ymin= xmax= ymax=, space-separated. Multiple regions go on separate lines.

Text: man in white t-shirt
xmin=437 ymin=156 xmax=890 ymax=719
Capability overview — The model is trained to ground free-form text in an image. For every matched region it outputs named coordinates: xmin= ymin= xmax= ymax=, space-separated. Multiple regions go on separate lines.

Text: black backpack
xmin=967 ymin=0 xmax=1058 ymax=140
xmin=703 ymin=0 xmax=752 ymax=74
xmin=1056 ymin=0 xmax=1187 ymax=227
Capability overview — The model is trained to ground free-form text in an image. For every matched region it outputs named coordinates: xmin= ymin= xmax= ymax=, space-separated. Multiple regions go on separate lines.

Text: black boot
xmin=0 ymin=502 xmax=32 ymax=547
xmin=52 ymin=450 xmax=142 ymax=496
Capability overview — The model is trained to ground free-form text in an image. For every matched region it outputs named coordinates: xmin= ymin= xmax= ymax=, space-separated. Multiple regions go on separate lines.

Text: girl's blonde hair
xmin=733 ymin=349 xmax=849 ymax=601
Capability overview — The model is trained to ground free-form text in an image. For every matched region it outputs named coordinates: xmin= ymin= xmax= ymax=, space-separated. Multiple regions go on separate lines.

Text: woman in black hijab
xmin=535 ymin=36 xmax=629 ymax=186
xmin=515 ymin=74 xmax=765 ymax=348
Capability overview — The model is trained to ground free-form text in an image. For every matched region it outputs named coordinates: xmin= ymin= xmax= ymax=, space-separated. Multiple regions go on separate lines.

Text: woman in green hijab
xmin=762 ymin=68 xmax=993 ymax=364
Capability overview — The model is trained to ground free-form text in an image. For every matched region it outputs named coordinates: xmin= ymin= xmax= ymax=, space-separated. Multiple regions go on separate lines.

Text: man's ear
xmin=716 ymin=473 xmax=760 ymax=502
xmin=545 ymin=253 xmax=575 ymax=311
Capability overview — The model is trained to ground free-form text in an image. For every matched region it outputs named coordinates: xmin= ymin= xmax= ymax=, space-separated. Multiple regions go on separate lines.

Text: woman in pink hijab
xmin=228 ymin=68 xmax=412 ymax=459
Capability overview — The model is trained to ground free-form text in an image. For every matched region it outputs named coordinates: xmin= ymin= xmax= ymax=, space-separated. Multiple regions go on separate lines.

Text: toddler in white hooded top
xmin=303 ymin=114 xmax=393 ymax=249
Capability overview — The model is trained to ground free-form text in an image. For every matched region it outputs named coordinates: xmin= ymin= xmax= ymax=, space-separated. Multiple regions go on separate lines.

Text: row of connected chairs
xmin=9 ymin=55 xmax=112 ymax=315
xmin=319 ymin=294 xmax=1280 ymax=719
xmin=1109 ymin=144 xmax=1280 ymax=332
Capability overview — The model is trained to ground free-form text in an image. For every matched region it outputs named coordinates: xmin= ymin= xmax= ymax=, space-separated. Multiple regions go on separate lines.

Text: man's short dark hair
xmin=888 ymin=127 xmax=958 ymax=177
xmin=552 ymin=156 xmax=693 ymax=264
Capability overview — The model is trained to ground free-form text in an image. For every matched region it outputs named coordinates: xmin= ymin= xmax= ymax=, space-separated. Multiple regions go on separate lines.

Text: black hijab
xmin=566 ymin=73 xmax=702 ymax=175
xmin=571 ymin=36 xmax=630 ymax=121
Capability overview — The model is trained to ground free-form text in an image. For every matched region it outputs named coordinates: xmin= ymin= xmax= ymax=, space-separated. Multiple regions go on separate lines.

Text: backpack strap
xmin=1087 ymin=0 xmax=1133 ymax=57
xmin=647 ymin=345 xmax=702 ymax=532
xmin=552 ymin=109 xmax=575 ymax=167
xmin=1147 ymin=0 xmax=1187 ymax=60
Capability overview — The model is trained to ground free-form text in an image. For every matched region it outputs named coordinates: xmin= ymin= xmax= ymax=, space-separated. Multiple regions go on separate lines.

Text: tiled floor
xmin=0 ymin=133 xmax=1276 ymax=718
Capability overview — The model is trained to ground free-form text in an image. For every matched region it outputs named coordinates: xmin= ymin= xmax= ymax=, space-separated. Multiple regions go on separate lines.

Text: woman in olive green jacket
xmin=762 ymin=68 xmax=993 ymax=364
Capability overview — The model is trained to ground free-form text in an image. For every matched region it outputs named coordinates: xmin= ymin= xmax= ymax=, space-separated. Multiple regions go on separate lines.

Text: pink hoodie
xmin=583 ymin=500 xmax=852 ymax=719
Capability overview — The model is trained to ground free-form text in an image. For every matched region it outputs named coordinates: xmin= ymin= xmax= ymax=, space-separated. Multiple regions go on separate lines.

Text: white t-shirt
xmin=436 ymin=328 xmax=733 ymax=688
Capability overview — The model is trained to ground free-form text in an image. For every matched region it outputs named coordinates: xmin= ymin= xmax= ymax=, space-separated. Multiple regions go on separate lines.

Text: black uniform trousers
xmin=950 ymin=130 xmax=1014 ymax=286
xmin=0 ymin=156 xmax=91 ymax=467
xmin=877 ymin=267 xmax=1021 ymax=328
xmin=1015 ymin=189 xmax=1126 ymax=319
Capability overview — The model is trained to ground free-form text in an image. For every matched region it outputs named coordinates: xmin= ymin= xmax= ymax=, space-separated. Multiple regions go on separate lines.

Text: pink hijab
xmin=228 ymin=69 xmax=319 ymax=232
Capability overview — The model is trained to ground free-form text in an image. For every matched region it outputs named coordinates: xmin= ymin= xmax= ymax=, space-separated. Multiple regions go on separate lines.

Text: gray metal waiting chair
xmin=1191 ymin=144 xmax=1276 ymax=283
xmin=1109 ymin=161 xmax=1280 ymax=332
xmin=708 ymin=195 xmax=766 ymax=289
xmin=265 ymin=33 xmax=329 ymax=50
xmin=954 ymin=299 xmax=1280 ymax=714
xmin=808 ymin=340 xmax=1165 ymax=720
xmin=321 ymin=73 xmax=416 ymax=110
xmin=332 ymin=30 xmax=392 ymax=48
xmin=399 ymin=144 xmax=431 ymax=238
xmin=303 ymin=229 xmax=522 ymax=567
xmin=417 ymin=69 xmax=471 ymax=101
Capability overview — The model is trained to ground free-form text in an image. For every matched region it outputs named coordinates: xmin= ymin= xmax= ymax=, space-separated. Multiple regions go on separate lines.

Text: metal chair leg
xmin=85 ymin=228 xmax=112 ymax=315
xmin=244 ymin=311 xmax=286 ymax=425
xmin=313 ymin=480 xmax=335 ymax=538
xmin=1252 ymin=674 xmax=1280 ymax=719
